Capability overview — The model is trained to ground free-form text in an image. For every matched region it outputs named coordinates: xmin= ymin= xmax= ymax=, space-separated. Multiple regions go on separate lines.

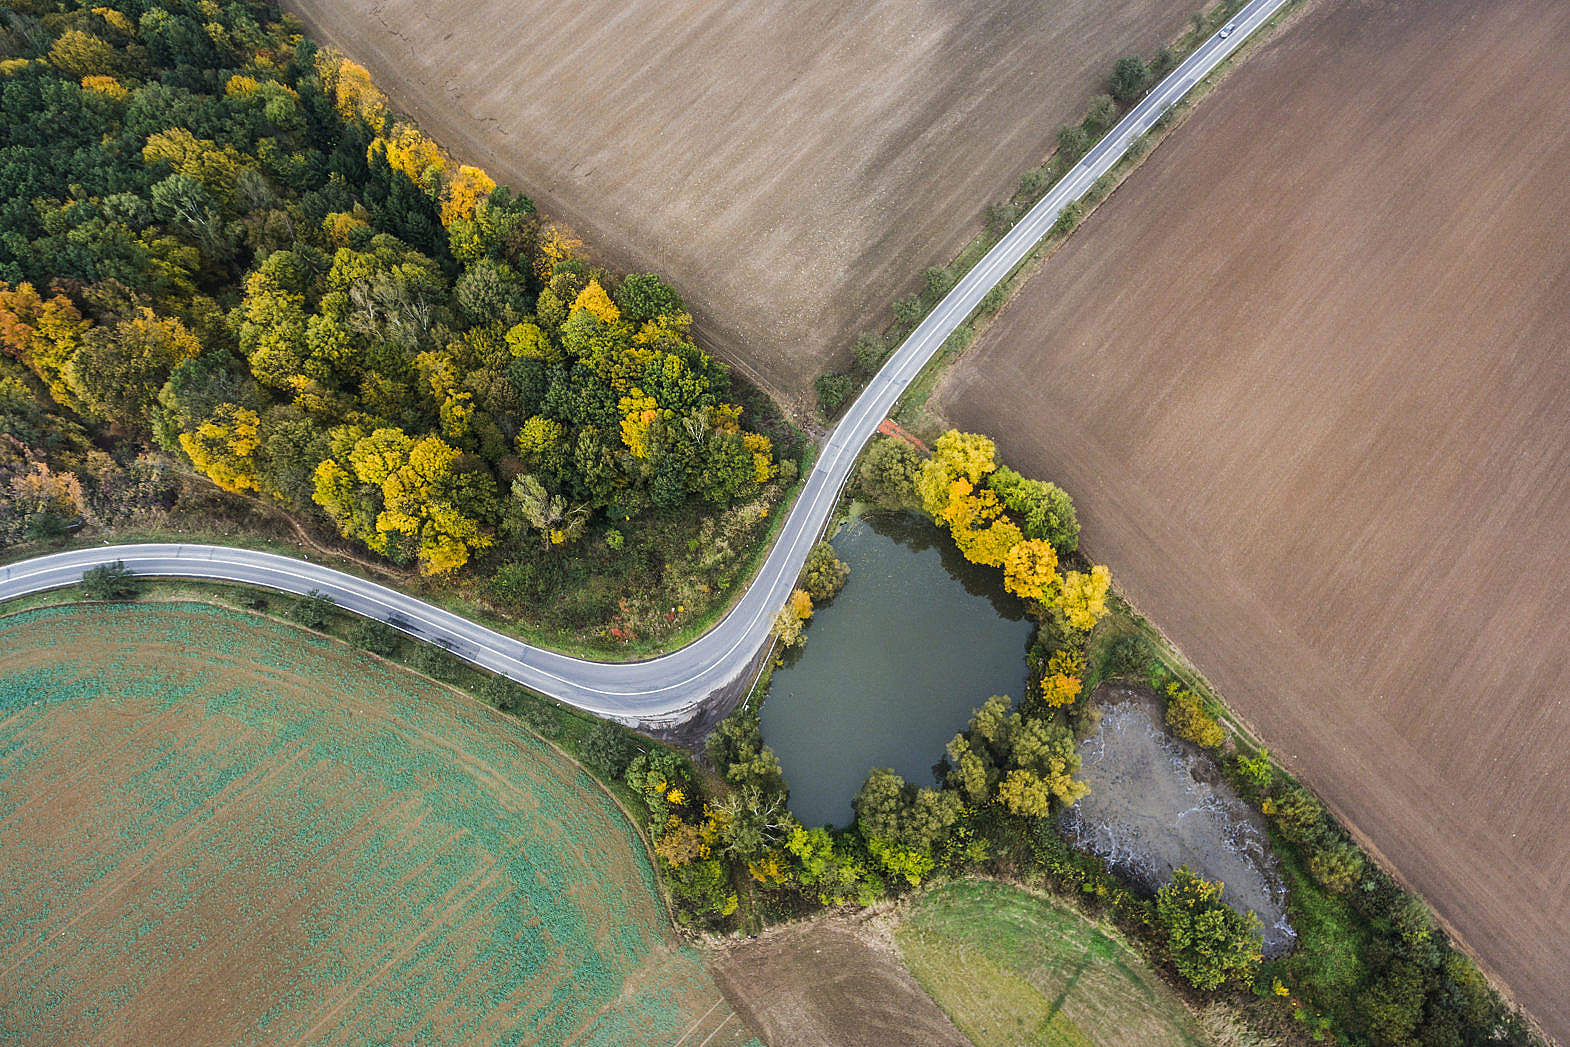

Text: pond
xmin=760 ymin=513 xmax=1035 ymax=828
xmin=1061 ymin=682 xmax=1296 ymax=955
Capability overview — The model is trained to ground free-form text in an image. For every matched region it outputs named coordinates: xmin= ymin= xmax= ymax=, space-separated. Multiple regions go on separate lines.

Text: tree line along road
xmin=0 ymin=0 xmax=1291 ymax=727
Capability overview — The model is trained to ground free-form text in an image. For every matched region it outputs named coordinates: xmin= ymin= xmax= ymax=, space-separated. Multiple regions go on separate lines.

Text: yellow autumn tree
xmin=47 ymin=29 xmax=116 ymax=79
xmin=1002 ymin=539 xmax=1058 ymax=601
xmin=321 ymin=206 xmax=370 ymax=248
xmin=143 ymin=128 xmax=245 ymax=201
xmin=953 ymin=516 xmax=1022 ymax=568
xmin=8 ymin=463 xmax=86 ymax=521
xmin=534 ymin=224 xmax=583 ymax=280
xmin=179 ymin=404 xmax=263 ymax=494
xmin=572 ymin=279 xmax=621 ymax=324
xmin=379 ymin=121 xmax=444 ymax=189
xmin=80 ymin=74 xmax=127 ymax=100
xmin=743 ymin=431 xmax=777 ymax=483
xmin=618 ymin=389 xmax=659 ymax=457
xmin=439 ymin=164 xmax=496 ymax=227
xmin=772 ymin=588 xmax=814 ymax=649
xmin=91 ymin=6 xmax=135 ymax=35
xmin=914 ymin=457 xmax=955 ymax=517
xmin=515 ymin=415 xmax=563 ymax=460
xmin=0 ymin=281 xmax=90 ymax=409
xmin=1059 ymin=564 xmax=1112 ymax=631
xmin=932 ymin=430 xmax=997 ymax=483
xmin=504 ymin=320 xmax=556 ymax=362
xmin=315 ymin=427 xmax=495 ymax=575
xmin=317 ymin=51 xmax=387 ymax=129
xmin=655 ymin=818 xmax=705 ymax=867
xmin=1040 ymin=648 xmax=1085 ymax=707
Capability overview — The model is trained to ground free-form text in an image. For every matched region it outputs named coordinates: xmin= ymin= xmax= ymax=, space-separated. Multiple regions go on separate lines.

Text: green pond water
xmin=761 ymin=513 xmax=1034 ymax=827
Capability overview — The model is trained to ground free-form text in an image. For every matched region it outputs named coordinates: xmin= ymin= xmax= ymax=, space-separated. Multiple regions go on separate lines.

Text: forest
xmin=0 ymin=0 xmax=784 ymax=597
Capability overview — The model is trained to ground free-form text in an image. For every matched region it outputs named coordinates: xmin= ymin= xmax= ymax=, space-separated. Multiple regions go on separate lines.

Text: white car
xmin=1219 ymin=23 xmax=1236 ymax=38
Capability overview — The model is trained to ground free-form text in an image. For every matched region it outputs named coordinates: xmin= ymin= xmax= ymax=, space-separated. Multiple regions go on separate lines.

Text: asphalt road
xmin=0 ymin=0 xmax=1289 ymax=726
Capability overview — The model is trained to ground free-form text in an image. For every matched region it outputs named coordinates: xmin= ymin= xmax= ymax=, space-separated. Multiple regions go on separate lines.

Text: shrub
xmin=852 ymin=334 xmax=888 ymax=376
xmin=80 ymin=560 xmax=138 ymax=601
xmin=1308 ymin=842 xmax=1366 ymax=894
xmin=1093 ymin=633 xmax=1156 ymax=684
xmin=978 ymin=285 xmax=1009 ymax=316
xmin=477 ymin=676 xmax=521 ymax=711
xmin=285 ymin=589 xmax=334 ymax=630
xmin=1057 ymin=124 xmax=1090 ymax=162
xmin=800 ymin=541 xmax=849 ymax=602
xmin=1109 ymin=55 xmax=1150 ymax=103
xmin=814 ymin=371 xmax=854 ymax=417
xmin=1086 ymin=94 xmax=1116 ymax=131
xmin=923 ymin=266 xmax=956 ymax=301
xmin=983 ymin=202 xmax=1015 ymax=238
xmin=409 ymin=642 xmax=460 ymax=680
xmin=519 ymin=700 xmax=563 ymax=739
xmin=892 ymin=294 xmax=925 ymax=328
xmin=856 ymin=437 xmax=920 ymax=511
xmin=1155 ymin=866 xmax=1262 ymax=990
xmin=581 ymin=720 xmax=638 ymax=778
xmin=1234 ymin=748 xmax=1274 ymax=791
xmin=1269 ymin=787 xmax=1331 ymax=848
xmin=348 ymin=617 xmax=399 ymax=656
xmin=1165 ymin=682 xmax=1224 ymax=749
xmin=1052 ymin=200 xmax=1085 ymax=237
xmin=236 ymin=591 xmax=269 ymax=611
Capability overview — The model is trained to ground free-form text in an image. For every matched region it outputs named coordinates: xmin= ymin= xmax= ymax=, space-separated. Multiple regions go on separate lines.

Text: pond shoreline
xmin=760 ymin=512 xmax=1034 ymax=828
xmin=1063 ymin=682 xmax=1296 ymax=955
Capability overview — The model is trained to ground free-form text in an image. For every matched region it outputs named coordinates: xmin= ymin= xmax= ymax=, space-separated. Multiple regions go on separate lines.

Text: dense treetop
xmin=0 ymin=0 xmax=775 ymax=572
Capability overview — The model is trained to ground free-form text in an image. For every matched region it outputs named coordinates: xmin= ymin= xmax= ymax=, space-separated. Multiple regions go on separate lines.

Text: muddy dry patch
xmin=710 ymin=911 xmax=966 ymax=1047
xmin=1063 ymin=683 xmax=1293 ymax=954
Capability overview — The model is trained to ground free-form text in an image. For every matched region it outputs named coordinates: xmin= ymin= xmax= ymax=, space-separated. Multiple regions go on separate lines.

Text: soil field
xmin=0 ymin=603 xmax=756 ymax=1047
xmin=898 ymin=880 xmax=1206 ymax=1047
xmin=282 ymin=0 xmax=1198 ymax=406
xmin=710 ymin=911 xmax=966 ymax=1047
xmin=935 ymin=0 xmax=1570 ymax=1037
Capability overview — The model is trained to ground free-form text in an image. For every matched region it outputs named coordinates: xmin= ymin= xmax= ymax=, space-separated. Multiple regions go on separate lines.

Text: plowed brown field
xmin=282 ymin=0 xmax=1196 ymax=405
xmin=936 ymin=0 xmax=1570 ymax=1037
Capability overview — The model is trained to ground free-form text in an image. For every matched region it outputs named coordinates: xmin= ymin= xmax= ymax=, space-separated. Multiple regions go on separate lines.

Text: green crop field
xmin=897 ymin=880 xmax=1206 ymax=1047
xmin=0 ymin=602 xmax=755 ymax=1047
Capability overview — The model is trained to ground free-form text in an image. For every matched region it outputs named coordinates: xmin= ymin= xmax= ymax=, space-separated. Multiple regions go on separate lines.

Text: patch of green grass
xmin=1263 ymin=846 xmax=1371 ymax=1018
xmin=897 ymin=880 xmax=1206 ymax=1047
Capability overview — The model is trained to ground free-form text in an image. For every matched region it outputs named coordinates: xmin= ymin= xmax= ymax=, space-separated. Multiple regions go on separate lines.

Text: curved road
xmin=0 ymin=0 xmax=1288 ymax=727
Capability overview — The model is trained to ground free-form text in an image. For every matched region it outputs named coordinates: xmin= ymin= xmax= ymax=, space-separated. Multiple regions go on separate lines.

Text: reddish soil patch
xmin=936 ymin=0 xmax=1570 ymax=1037
xmin=282 ymin=0 xmax=1197 ymax=406
xmin=711 ymin=911 xmax=966 ymax=1047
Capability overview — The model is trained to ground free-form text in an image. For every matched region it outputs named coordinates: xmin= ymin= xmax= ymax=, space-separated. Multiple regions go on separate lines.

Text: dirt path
xmin=935 ymin=0 xmax=1570 ymax=1037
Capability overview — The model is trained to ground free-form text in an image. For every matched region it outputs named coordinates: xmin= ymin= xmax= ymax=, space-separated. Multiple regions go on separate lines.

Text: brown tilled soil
xmin=710 ymin=911 xmax=968 ymax=1047
xmin=936 ymin=0 xmax=1570 ymax=1037
xmin=283 ymin=0 xmax=1197 ymax=406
